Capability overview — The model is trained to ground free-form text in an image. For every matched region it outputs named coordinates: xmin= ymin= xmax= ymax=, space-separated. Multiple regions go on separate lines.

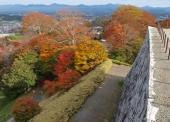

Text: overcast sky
xmin=0 ymin=0 xmax=169 ymax=7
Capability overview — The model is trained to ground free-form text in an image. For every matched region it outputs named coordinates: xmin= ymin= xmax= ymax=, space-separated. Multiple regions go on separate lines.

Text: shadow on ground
xmin=70 ymin=74 xmax=125 ymax=122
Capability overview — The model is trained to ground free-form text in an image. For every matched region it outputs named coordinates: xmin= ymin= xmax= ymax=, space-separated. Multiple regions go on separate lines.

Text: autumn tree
xmin=138 ymin=11 xmax=156 ymax=37
xmin=114 ymin=5 xmax=143 ymax=20
xmin=22 ymin=12 xmax=54 ymax=42
xmin=113 ymin=7 xmax=156 ymax=38
xmin=56 ymin=68 xmax=81 ymax=90
xmin=43 ymin=80 xmax=56 ymax=96
xmin=29 ymin=33 xmax=52 ymax=53
xmin=43 ymin=46 xmax=80 ymax=96
xmin=0 ymin=38 xmax=23 ymax=69
xmin=103 ymin=20 xmax=126 ymax=49
xmin=75 ymin=39 xmax=108 ymax=73
xmin=160 ymin=18 xmax=170 ymax=28
xmin=51 ymin=8 xmax=91 ymax=45
xmin=12 ymin=96 xmax=41 ymax=122
xmin=98 ymin=16 xmax=112 ymax=31
xmin=112 ymin=11 xmax=139 ymax=31
xmin=54 ymin=46 xmax=75 ymax=75
xmin=39 ymin=39 xmax=61 ymax=72
xmin=122 ymin=24 xmax=139 ymax=44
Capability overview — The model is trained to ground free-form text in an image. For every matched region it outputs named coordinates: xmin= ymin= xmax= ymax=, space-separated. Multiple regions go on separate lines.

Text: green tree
xmin=14 ymin=47 xmax=38 ymax=66
xmin=0 ymin=47 xmax=38 ymax=97
xmin=1 ymin=60 xmax=37 ymax=98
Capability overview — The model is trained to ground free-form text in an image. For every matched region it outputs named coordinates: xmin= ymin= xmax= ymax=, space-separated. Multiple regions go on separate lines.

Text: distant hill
xmin=141 ymin=6 xmax=170 ymax=17
xmin=0 ymin=4 xmax=170 ymax=17
xmin=0 ymin=4 xmax=120 ymax=16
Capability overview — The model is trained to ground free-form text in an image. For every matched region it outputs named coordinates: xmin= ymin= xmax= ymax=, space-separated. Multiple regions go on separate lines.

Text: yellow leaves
xmin=39 ymin=40 xmax=61 ymax=71
xmin=114 ymin=5 xmax=143 ymax=20
xmin=74 ymin=40 xmax=108 ymax=74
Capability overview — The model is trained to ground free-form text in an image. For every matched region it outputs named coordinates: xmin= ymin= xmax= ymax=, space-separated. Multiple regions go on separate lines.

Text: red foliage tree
xmin=54 ymin=46 xmax=75 ymax=75
xmin=103 ymin=20 xmax=126 ymax=49
xmin=43 ymin=80 xmax=56 ymax=96
xmin=56 ymin=68 xmax=81 ymax=90
xmin=12 ymin=96 xmax=41 ymax=122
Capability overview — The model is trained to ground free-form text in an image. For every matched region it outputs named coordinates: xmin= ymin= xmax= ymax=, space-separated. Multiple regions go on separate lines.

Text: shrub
xmin=12 ymin=96 xmax=41 ymax=122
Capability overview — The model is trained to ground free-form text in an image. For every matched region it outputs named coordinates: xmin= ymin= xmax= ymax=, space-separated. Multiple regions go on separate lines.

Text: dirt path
xmin=70 ymin=64 xmax=131 ymax=122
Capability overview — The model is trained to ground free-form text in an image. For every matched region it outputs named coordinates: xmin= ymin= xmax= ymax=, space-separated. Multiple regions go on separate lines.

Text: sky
xmin=0 ymin=0 xmax=170 ymax=7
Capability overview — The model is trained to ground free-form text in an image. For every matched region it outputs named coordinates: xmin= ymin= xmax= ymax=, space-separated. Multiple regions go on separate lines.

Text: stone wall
xmin=113 ymin=30 xmax=150 ymax=122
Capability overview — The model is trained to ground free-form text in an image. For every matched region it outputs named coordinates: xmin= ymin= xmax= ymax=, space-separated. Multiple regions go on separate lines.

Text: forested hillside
xmin=0 ymin=14 xmax=22 ymax=21
xmin=103 ymin=5 xmax=156 ymax=64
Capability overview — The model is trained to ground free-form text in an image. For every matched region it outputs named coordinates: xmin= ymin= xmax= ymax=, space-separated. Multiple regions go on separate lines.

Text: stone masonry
xmin=113 ymin=28 xmax=150 ymax=122
xmin=114 ymin=26 xmax=170 ymax=122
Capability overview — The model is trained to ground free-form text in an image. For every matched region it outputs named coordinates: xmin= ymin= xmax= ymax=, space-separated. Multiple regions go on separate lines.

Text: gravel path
xmin=70 ymin=64 xmax=130 ymax=122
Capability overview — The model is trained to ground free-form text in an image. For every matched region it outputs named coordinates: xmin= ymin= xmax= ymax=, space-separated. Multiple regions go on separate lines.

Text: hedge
xmin=28 ymin=59 xmax=112 ymax=122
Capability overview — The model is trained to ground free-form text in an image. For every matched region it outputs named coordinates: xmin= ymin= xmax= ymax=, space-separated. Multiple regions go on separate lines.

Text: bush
xmin=12 ymin=96 xmax=41 ymax=122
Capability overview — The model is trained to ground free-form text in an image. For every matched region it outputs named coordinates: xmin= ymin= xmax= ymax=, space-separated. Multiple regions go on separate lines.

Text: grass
xmin=112 ymin=60 xmax=131 ymax=66
xmin=0 ymin=89 xmax=34 ymax=122
xmin=117 ymin=80 xmax=124 ymax=87
xmin=0 ymin=90 xmax=14 ymax=122
xmin=103 ymin=118 xmax=109 ymax=122
xmin=0 ymin=99 xmax=16 ymax=122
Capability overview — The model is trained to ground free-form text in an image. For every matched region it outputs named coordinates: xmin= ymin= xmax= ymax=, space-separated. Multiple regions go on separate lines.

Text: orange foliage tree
xmin=29 ymin=33 xmax=52 ymax=52
xmin=12 ymin=96 xmax=41 ymax=122
xmin=112 ymin=11 xmax=139 ymax=31
xmin=160 ymin=18 xmax=170 ymax=28
xmin=103 ymin=20 xmax=126 ymax=48
xmin=39 ymin=40 xmax=61 ymax=72
xmin=138 ymin=11 xmax=156 ymax=37
xmin=22 ymin=12 xmax=54 ymax=42
xmin=51 ymin=8 xmax=91 ymax=45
